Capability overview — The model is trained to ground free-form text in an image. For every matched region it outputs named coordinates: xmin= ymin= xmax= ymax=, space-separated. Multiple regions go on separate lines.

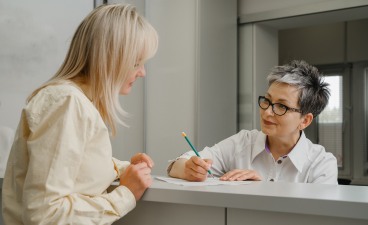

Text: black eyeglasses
xmin=258 ymin=96 xmax=302 ymax=116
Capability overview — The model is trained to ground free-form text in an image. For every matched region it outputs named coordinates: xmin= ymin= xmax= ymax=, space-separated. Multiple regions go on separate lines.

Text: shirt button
xmin=270 ymin=179 xmax=274 ymax=182
xmin=277 ymin=160 xmax=282 ymax=164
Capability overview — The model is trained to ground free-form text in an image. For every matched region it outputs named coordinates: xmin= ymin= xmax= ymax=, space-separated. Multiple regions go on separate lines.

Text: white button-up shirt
xmin=2 ymin=83 xmax=136 ymax=225
xmin=174 ymin=129 xmax=338 ymax=184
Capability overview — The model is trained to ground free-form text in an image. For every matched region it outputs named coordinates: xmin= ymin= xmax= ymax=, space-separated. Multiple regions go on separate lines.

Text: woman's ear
xmin=299 ymin=113 xmax=314 ymax=130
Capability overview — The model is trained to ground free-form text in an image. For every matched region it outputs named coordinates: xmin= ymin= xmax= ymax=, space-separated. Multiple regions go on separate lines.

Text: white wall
xmin=145 ymin=0 xmax=237 ymax=175
xmin=0 ymin=1 xmax=93 ymax=176
xmin=279 ymin=19 xmax=368 ymax=65
xmin=196 ymin=0 xmax=237 ymax=149
xmin=0 ymin=1 xmax=94 ymax=224
xmin=0 ymin=0 xmax=93 ymax=131
xmin=238 ymin=24 xmax=278 ymax=131
xmin=238 ymin=0 xmax=368 ymax=23
xmin=279 ymin=22 xmax=345 ymax=65
xmin=238 ymin=0 xmax=325 ymax=15
xmin=347 ymin=19 xmax=368 ymax=62
xmin=145 ymin=0 xmax=198 ymax=174
xmin=238 ymin=24 xmax=254 ymax=130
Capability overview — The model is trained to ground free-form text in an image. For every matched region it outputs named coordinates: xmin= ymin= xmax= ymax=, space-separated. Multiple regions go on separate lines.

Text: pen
xmin=181 ymin=132 xmax=215 ymax=178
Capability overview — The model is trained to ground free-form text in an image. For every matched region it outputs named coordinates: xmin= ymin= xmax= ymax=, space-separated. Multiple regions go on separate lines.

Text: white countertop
xmin=1 ymin=177 xmax=367 ymax=220
xmin=142 ymin=177 xmax=368 ymax=220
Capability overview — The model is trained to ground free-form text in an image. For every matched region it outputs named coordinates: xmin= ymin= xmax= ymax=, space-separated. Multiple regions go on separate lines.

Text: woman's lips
xmin=263 ymin=119 xmax=276 ymax=126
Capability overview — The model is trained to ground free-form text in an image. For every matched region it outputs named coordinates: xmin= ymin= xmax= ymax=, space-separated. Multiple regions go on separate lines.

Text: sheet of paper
xmin=155 ymin=176 xmax=252 ymax=186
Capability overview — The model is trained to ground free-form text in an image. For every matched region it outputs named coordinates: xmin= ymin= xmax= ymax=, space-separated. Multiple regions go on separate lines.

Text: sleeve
xmin=22 ymin=93 xmax=136 ymax=225
xmin=112 ymin=157 xmax=131 ymax=178
xmin=167 ymin=131 xmax=248 ymax=176
xmin=309 ymin=152 xmax=338 ymax=185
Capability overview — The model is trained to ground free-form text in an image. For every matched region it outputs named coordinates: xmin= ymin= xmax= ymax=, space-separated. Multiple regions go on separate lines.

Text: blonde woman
xmin=2 ymin=4 xmax=158 ymax=225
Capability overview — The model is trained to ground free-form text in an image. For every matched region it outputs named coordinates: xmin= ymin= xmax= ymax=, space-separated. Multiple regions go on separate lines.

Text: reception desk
xmin=117 ymin=177 xmax=368 ymax=225
xmin=1 ymin=178 xmax=368 ymax=225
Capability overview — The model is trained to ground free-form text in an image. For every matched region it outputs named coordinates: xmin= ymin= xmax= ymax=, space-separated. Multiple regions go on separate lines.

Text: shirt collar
xmin=253 ymin=131 xmax=309 ymax=173
xmin=251 ymin=131 xmax=267 ymax=162
xmin=285 ymin=131 xmax=309 ymax=173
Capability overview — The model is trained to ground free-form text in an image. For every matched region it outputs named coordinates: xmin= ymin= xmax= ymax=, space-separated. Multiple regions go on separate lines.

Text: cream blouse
xmin=2 ymin=83 xmax=135 ymax=225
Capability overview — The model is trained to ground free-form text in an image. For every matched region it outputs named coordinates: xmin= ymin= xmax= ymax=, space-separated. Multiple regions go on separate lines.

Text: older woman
xmin=168 ymin=60 xmax=337 ymax=184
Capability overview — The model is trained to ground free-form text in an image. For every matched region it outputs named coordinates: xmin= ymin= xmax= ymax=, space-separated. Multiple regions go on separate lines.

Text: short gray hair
xmin=267 ymin=60 xmax=330 ymax=117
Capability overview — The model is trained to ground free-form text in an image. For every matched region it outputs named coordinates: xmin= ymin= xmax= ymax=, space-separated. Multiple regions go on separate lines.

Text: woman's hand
xmin=131 ymin=153 xmax=154 ymax=168
xmin=119 ymin=162 xmax=152 ymax=201
xmin=220 ymin=169 xmax=262 ymax=181
xmin=183 ymin=156 xmax=213 ymax=182
xmin=119 ymin=153 xmax=154 ymax=201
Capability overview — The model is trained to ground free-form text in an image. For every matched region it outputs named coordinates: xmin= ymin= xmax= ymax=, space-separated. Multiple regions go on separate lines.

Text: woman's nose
xmin=264 ymin=105 xmax=275 ymax=116
xmin=137 ymin=66 xmax=146 ymax=77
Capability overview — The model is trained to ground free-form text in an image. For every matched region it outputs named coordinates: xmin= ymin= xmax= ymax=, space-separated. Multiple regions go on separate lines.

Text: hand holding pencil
xmin=181 ymin=132 xmax=215 ymax=181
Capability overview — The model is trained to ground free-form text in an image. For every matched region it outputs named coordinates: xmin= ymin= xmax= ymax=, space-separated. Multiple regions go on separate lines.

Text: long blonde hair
xmin=28 ymin=4 xmax=158 ymax=136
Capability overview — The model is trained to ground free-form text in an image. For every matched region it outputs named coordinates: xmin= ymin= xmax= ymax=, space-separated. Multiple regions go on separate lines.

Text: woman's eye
xmin=276 ymin=104 xmax=287 ymax=110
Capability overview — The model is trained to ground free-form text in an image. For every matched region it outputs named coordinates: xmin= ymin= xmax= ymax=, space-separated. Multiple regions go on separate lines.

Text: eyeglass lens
xmin=259 ymin=97 xmax=287 ymax=116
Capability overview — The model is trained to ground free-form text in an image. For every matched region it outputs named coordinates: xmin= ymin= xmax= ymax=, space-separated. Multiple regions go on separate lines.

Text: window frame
xmin=351 ymin=62 xmax=368 ymax=185
xmin=305 ymin=64 xmax=351 ymax=178
xmin=365 ymin=67 xmax=368 ymax=176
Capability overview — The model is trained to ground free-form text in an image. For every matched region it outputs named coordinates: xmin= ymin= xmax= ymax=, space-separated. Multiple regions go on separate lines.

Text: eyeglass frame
xmin=258 ymin=96 xmax=302 ymax=116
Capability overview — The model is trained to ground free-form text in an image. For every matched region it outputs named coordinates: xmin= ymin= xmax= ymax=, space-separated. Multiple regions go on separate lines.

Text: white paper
xmin=155 ymin=176 xmax=252 ymax=186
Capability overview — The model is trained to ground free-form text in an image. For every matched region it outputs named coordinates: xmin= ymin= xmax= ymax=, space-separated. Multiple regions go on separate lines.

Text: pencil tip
xmin=181 ymin=132 xmax=186 ymax=137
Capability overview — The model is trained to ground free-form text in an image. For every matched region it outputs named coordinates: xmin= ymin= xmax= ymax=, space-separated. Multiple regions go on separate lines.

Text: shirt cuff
xmin=112 ymin=158 xmax=130 ymax=178
xmin=166 ymin=154 xmax=192 ymax=175
xmin=109 ymin=185 xmax=136 ymax=217
xmin=166 ymin=160 xmax=176 ymax=175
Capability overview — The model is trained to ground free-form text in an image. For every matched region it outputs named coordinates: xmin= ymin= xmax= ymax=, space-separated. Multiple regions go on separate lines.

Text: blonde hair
xmin=28 ymin=4 xmax=158 ymax=136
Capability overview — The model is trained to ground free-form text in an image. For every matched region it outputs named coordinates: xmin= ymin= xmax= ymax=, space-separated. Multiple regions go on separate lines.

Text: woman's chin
xmin=260 ymin=126 xmax=272 ymax=136
xmin=119 ymin=87 xmax=132 ymax=95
